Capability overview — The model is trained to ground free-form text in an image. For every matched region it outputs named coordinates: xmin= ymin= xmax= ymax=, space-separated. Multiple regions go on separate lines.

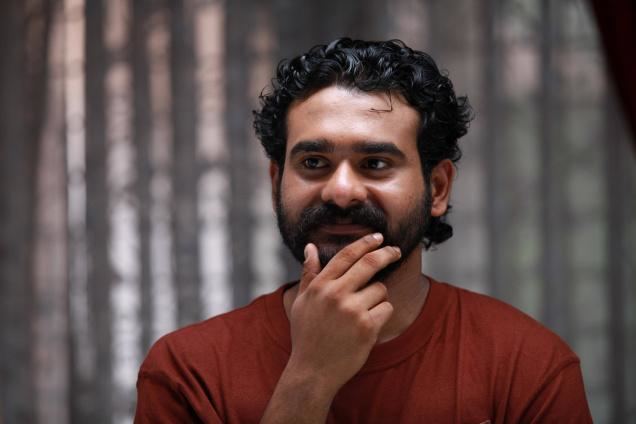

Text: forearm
xmin=260 ymin=362 xmax=338 ymax=424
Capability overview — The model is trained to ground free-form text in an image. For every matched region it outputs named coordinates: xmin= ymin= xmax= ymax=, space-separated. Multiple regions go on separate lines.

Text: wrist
xmin=260 ymin=360 xmax=338 ymax=424
xmin=280 ymin=358 xmax=339 ymax=405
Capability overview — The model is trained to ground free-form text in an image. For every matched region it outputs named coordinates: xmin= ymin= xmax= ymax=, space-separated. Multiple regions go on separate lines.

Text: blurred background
xmin=1 ymin=0 xmax=634 ymax=423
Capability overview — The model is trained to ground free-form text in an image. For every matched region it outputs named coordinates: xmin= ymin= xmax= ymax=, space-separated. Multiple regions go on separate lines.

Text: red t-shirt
xmin=135 ymin=279 xmax=592 ymax=423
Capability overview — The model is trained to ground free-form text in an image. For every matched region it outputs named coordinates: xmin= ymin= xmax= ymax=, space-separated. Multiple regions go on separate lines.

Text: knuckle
xmin=356 ymin=315 xmax=375 ymax=334
xmin=322 ymin=287 xmax=340 ymax=304
xmin=338 ymin=246 xmax=359 ymax=263
xmin=337 ymin=301 xmax=357 ymax=317
xmin=301 ymin=268 xmax=315 ymax=281
xmin=361 ymin=252 xmax=383 ymax=268
xmin=304 ymin=283 xmax=321 ymax=298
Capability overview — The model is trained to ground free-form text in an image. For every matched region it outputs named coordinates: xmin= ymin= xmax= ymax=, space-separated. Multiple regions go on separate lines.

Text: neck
xmin=283 ymin=246 xmax=430 ymax=344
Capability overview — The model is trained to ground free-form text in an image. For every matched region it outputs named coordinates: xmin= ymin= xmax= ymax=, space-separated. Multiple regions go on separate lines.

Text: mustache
xmin=297 ymin=202 xmax=388 ymax=235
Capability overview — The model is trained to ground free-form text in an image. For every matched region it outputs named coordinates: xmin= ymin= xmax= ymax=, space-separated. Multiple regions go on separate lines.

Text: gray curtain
xmin=0 ymin=0 xmax=634 ymax=423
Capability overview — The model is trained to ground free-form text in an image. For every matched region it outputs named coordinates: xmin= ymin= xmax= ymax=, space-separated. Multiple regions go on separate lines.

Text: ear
xmin=269 ymin=160 xmax=281 ymax=210
xmin=429 ymin=159 xmax=456 ymax=217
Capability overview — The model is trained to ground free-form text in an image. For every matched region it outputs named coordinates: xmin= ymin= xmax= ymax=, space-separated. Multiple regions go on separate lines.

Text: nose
xmin=320 ymin=161 xmax=367 ymax=209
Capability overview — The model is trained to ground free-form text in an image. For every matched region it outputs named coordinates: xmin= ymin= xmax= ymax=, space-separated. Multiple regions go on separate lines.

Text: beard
xmin=275 ymin=185 xmax=432 ymax=282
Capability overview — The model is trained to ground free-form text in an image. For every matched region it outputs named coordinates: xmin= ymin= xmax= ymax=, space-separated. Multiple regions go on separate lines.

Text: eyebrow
xmin=352 ymin=141 xmax=406 ymax=159
xmin=289 ymin=139 xmax=335 ymax=157
xmin=289 ymin=139 xmax=406 ymax=160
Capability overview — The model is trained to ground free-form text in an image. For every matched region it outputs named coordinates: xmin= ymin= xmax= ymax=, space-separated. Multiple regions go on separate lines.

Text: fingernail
xmin=304 ymin=245 xmax=309 ymax=262
xmin=393 ymin=246 xmax=401 ymax=256
xmin=372 ymin=233 xmax=383 ymax=242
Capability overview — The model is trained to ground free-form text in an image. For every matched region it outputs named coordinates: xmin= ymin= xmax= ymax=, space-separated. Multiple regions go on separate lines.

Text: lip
xmin=318 ymin=224 xmax=373 ymax=236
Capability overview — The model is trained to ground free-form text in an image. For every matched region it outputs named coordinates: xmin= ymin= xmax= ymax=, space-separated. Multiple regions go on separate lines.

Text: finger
xmin=368 ymin=301 xmax=394 ymax=331
xmin=299 ymin=243 xmax=321 ymax=292
xmin=340 ymin=246 xmax=401 ymax=292
xmin=350 ymin=282 xmax=388 ymax=311
xmin=319 ymin=232 xmax=384 ymax=281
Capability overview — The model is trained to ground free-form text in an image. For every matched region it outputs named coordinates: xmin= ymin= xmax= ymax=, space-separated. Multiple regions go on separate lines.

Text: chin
xmin=316 ymin=243 xmax=349 ymax=268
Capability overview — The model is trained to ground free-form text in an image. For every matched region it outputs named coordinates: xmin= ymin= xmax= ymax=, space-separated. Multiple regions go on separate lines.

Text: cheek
xmin=279 ymin=176 xmax=320 ymax=215
xmin=370 ymin=173 xmax=425 ymax=211
xmin=282 ymin=165 xmax=324 ymax=192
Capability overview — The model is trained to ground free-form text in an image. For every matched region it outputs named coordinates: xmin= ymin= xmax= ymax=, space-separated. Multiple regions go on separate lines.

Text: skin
xmin=261 ymin=85 xmax=456 ymax=423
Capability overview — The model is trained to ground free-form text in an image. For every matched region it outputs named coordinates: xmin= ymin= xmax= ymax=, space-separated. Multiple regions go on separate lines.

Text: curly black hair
xmin=253 ymin=38 xmax=473 ymax=249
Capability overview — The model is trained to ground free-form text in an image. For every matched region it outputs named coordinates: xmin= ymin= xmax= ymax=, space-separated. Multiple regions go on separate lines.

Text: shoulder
xmin=437 ymin=282 xmax=589 ymax=419
xmin=438 ymin=281 xmax=579 ymax=367
xmin=139 ymin=289 xmax=276 ymax=377
xmin=439 ymin=282 xmax=592 ymax=420
xmin=135 ymin=287 xmax=288 ymax=421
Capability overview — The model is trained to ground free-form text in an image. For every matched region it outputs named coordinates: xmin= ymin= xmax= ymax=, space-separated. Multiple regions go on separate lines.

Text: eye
xmin=363 ymin=158 xmax=390 ymax=170
xmin=302 ymin=157 xmax=328 ymax=169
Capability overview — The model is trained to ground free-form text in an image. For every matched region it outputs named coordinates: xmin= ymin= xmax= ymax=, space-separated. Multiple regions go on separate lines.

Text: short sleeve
xmin=521 ymin=360 xmax=593 ymax=423
xmin=134 ymin=371 xmax=223 ymax=424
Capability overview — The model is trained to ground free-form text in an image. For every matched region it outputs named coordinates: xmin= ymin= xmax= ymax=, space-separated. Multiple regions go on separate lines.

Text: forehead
xmin=285 ymin=85 xmax=420 ymax=154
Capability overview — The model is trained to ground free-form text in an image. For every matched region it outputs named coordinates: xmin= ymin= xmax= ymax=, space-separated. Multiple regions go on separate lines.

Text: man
xmin=135 ymin=38 xmax=592 ymax=423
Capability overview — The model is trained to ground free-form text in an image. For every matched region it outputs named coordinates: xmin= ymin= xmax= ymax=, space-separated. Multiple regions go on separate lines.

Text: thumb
xmin=299 ymin=243 xmax=321 ymax=292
